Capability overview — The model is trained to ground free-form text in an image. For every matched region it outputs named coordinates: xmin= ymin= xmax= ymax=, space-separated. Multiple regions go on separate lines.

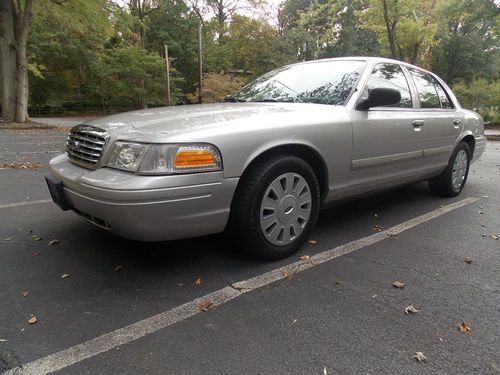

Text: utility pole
xmin=197 ymin=23 xmax=203 ymax=104
xmin=164 ymin=44 xmax=171 ymax=106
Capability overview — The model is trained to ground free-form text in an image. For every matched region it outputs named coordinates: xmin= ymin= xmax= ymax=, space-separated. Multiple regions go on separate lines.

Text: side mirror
xmin=356 ymin=88 xmax=401 ymax=110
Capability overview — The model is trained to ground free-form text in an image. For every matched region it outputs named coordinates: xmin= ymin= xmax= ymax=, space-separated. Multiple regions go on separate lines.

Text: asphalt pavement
xmin=0 ymin=126 xmax=499 ymax=374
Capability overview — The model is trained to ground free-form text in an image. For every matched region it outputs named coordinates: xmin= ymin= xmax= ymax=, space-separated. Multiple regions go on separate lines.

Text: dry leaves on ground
xmin=28 ymin=316 xmax=37 ymax=325
xmin=300 ymin=255 xmax=311 ymax=261
xmin=31 ymin=251 xmax=42 ymax=257
xmin=21 ymin=291 xmax=29 ymax=297
xmin=195 ymin=278 xmax=202 ymax=285
xmin=491 ymin=235 xmax=499 ymax=240
xmin=308 ymin=240 xmax=317 ymax=244
xmin=459 ymin=322 xmax=471 ymax=333
xmin=48 ymin=239 xmax=59 ymax=246
xmin=413 ymin=352 xmax=427 ymax=362
xmin=197 ymin=299 xmax=213 ymax=312
xmin=114 ymin=265 xmax=123 ymax=271
xmin=405 ymin=305 xmax=419 ymax=314
xmin=61 ymin=273 xmax=71 ymax=279
xmin=335 ymin=278 xmax=342 ymax=285
xmin=31 ymin=235 xmax=42 ymax=241
xmin=464 ymin=257 xmax=473 ymax=264
xmin=0 ymin=162 xmax=41 ymax=170
xmin=371 ymin=225 xmax=384 ymax=232
xmin=392 ymin=281 xmax=405 ymax=289
xmin=282 ymin=271 xmax=292 ymax=279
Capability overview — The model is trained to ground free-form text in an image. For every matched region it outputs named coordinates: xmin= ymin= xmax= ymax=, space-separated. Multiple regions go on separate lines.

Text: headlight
xmin=106 ymin=142 xmax=222 ymax=175
xmin=107 ymin=142 xmax=149 ymax=172
xmin=138 ymin=144 xmax=222 ymax=175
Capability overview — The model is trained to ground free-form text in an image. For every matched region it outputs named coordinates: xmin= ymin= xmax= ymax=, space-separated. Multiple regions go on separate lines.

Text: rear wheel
xmin=229 ymin=156 xmax=320 ymax=260
xmin=428 ymin=141 xmax=470 ymax=197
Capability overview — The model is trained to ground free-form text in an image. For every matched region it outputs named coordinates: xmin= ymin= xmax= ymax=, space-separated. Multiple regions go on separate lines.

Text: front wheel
xmin=229 ymin=156 xmax=320 ymax=260
xmin=428 ymin=141 xmax=470 ymax=197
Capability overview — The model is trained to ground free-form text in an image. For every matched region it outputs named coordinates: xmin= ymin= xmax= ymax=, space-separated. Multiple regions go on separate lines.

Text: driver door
xmin=348 ymin=63 xmax=427 ymax=194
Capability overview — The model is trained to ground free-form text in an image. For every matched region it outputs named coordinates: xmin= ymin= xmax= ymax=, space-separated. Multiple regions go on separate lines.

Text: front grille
xmin=66 ymin=125 xmax=108 ymax=168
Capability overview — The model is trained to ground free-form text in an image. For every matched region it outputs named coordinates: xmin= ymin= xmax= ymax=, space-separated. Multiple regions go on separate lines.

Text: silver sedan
xmin=46 ymin=57 xmax=486 ymax=259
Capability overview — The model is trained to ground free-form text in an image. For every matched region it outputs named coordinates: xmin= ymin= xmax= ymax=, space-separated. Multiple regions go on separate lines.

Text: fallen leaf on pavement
xmin=323 ymin=366 xmax=328 ymax=375
xmin=371 ymin=225 xmax=384 ymax=232
xmin=31 ymin=235 xmax=42 ymax=241
xmin=392 ymin=281 xmax=405 ymax=289
xmin=195 ymin=278 xmax=202 ymax=285
xmin=458 ymin=322 xmax=471 ymax=333
xmin=0 ymin=162 xmax=41 ymax=170
xmin=28 ymin=316 xmax=37 ymax=325
xmin=282 ymin=271 xmax=292 ymax=279
xmin=491 ymin=235 xmax=499 ymax=240
xmin=374 ymin=213 xmax=379 ymax=218
xmin=114 ymin=265 xmax=123 ymax=271
xmin=21 ymin=291 xmax=29 ymax=297
xmin=31 ymin=252 xmax=42 ymax=257
xmin=335 ymin=278 xmax=341 ymax=285
xmin=197 ymin=299 xmax=213 ymax=312
xmin=0 ymin=339 xmax=7 ymax=342
xmin=405 ymin=305 xmax=419 ymax=314
xmin=4 ymin=238 xmax=12 ymax=241
xmin=308 ymin=240 xmax=317 ymax=244
xmin=300 ymin=255 xmax=311 ymax=261
xmin=61 ymin=273 xmax=71 ymax=279
xmin=413 ymin=352 xmax=427 ymax=362
xmin=48 ymin=239 xmax=59 ymax=246
xmin=464 ymin=257 xmax=472 ymax=264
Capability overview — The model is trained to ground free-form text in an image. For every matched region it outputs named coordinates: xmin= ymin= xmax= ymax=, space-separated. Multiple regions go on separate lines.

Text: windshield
xmin=232 ymin=60 xmax=365 ymax=105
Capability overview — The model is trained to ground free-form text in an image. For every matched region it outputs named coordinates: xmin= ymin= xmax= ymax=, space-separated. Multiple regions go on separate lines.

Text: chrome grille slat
xmin=66 ymin=125 xmax=108 ymax=169
xmin=67 ymin=149 xmax=99 ymax=164
xmin=68 ymin=134 xmax=106 ymax=146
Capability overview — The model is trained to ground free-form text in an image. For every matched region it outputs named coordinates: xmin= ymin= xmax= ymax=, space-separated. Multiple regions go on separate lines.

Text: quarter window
xmin=408 ymin=68 xmax=441 ymax=109
xmin=365 ymin=63 xmax=412 ymax=108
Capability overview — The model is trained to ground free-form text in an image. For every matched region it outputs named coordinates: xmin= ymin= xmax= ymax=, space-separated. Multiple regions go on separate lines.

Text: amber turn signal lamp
xmin=175 ymin=149 xmax=217 ymax=168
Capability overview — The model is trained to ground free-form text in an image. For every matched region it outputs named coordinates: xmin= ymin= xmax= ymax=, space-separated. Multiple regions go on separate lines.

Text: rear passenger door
xmin=406 ymin=68 xmax=462 ymax=169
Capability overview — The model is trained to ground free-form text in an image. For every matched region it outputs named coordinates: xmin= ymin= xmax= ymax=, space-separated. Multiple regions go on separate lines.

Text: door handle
xmin=412 ymin=120 xmax=425 ymax=131
xmin=453 ymin=119 xmax=462 ymax=127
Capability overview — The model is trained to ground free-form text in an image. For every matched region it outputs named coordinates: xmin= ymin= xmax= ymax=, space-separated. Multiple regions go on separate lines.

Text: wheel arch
xmin=237 ymin=143 xmax=329 ymax=203
xmin=460 ymin=133 xmax=475 ymax=159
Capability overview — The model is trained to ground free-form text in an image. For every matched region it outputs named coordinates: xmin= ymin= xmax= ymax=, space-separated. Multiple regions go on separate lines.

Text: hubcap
xmin=452 ymin=149 xmax=468 ymax=191
xmin=260 ymin=172 xmax=312 ymax=246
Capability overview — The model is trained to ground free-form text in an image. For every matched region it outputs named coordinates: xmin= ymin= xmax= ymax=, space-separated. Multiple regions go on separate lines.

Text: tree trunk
xmin=0 ymin=1 xmax=17 ymax=122
xmin=0 ymin=0 xmax=33 ymax=123
xmin=382 ymin=0 xmax=397 ymax=59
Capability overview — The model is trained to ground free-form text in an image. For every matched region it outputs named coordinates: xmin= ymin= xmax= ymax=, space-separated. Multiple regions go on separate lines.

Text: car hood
xmin=82 ymin=103 xmax=343 ymax=142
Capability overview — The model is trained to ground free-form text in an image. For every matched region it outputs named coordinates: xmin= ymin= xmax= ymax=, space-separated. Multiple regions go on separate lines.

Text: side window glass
xmin=408 ymin=68 xmax=441 ymax=109
xmin=432 ymin=78 xmax=453 ymax=109
xmin=365 ymin=64 xmax=412 ymax=108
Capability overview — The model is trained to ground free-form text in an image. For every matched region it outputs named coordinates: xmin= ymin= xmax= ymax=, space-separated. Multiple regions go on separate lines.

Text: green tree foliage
xmin=6 ymin=0 xmax=497 ymax=119
xmin=187 ymin=72 xmax=243 ymax=103
xmin=431 ymin=0 xmax=499 ymax=84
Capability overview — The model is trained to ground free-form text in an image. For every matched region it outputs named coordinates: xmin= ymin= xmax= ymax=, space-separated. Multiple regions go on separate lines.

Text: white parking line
xmin=2 ymin=196 xmax=480 ymax=375
xmin=0 ymin=200 xmax=52 ymax=209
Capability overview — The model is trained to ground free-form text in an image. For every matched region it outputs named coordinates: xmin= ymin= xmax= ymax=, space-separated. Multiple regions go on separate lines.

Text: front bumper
xmin=48 ymin=154 xmax=239 ymax=241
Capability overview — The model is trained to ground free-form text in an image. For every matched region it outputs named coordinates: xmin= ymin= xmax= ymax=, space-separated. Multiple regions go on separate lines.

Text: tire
xmin=428 ymin=141 xmax=470 ymax=197
xmin=229 ymin=155 xmax=320 ymax=260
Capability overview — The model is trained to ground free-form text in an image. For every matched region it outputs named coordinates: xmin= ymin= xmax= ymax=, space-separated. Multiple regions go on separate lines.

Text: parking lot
xmin=1 ymin=125 xmax=499 ymax=374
